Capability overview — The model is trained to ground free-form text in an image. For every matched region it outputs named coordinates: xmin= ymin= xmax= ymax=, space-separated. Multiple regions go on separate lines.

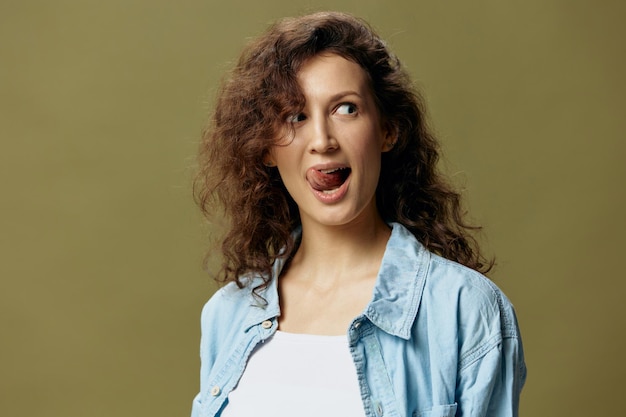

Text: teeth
xmin=319 ymin=167 xmax=344 ymax=174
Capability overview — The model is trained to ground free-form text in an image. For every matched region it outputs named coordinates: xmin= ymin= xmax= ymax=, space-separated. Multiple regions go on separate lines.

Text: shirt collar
xmin=364 ymin=222 xmax=428 ymax=339
xmin=242 ymin=223 xmax=428 ymax=339
xmin=240 ymin=257 xmax=283 ymax=332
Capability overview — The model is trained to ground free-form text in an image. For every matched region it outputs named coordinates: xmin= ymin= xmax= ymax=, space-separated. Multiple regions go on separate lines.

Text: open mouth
xmin=307 ymin=167 xmax=351 ymax=193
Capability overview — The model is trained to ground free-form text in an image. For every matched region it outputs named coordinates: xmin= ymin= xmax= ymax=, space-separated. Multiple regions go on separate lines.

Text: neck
xmin=290 ymin=214 xmax=391 ymax=286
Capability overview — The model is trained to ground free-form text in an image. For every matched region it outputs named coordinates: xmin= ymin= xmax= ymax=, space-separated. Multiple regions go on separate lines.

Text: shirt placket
xmin=349 ymin=318 xmax=401 ymax=417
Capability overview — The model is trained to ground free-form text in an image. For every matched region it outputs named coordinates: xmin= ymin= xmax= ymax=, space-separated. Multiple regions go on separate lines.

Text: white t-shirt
xmin=220 ymin=330 xmax=366 ymax=417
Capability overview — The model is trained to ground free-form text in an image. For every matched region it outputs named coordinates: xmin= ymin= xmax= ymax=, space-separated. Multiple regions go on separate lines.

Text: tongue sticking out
xmin=308 ymin=168 xmax=351 ymax=191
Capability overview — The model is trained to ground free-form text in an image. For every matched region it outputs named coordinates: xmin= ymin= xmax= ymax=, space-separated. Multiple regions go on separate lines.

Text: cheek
xmin=361 ymin=134 xmax=386 ymax=165
xmin=363 ymin=140 xmax=385 ymax=184
xmin=273 ymin=150 xmax=301 ymax=191
xmin=272 ymin=147 xmax=297 ymax=174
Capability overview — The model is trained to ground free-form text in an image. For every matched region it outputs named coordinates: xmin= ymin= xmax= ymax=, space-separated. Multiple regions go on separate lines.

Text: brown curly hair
xmin=194 ymin=11 xmax=493 ymax=288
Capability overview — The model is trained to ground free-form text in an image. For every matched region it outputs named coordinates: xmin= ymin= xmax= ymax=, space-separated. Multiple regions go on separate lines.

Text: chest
xmin=277 ymin=272 xmax=376 ymax=334
xmin=220 ymin=331 xmax=365 ymax=417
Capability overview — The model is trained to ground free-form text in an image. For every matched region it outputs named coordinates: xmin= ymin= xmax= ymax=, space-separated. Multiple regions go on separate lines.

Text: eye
xmin=336 ymin=103 xmax=357 ymax=116
xmin=286 ymin=113 xmax=307 ymax=123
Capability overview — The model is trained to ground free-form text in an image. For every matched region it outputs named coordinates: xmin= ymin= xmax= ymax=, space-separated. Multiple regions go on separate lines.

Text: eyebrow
xmin=328 ymin=90 xmax=363 ymax=102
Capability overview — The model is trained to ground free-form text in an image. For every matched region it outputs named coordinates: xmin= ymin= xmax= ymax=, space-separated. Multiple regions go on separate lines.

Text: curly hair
xmin=194 ymin=11 xmax=493 ymax=288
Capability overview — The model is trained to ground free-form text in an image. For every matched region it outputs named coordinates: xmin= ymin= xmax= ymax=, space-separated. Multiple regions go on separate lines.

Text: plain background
xmin=1 ymin=0 xmax=624 ymax=416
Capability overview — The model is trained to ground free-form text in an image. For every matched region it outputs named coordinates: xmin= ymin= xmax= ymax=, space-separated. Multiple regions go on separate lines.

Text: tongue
xmin=308 ymin=169 xmax=348 ymax=191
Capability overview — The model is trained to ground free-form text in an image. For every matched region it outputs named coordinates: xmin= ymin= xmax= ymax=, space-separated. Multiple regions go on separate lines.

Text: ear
xmin=381 ymin=122 xmax=398 ymax=152
xmin=262 ymin=153 xmax=276 ymax=167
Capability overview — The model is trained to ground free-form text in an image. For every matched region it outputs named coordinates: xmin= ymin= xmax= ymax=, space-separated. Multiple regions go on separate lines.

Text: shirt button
xmin=261 ymin=320 xmax=272 ymax=329
xmin=353 ymin=321 xmax=361 ymax=329
xmin=210 ymin=385 xmax=221 ymax=397
xmin=376 ymin=402 xmax=384 ymax=416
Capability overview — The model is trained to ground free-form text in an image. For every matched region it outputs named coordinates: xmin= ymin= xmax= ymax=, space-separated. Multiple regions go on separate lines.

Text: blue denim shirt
xmin=191 ymin=223 xmax=526 ymax=417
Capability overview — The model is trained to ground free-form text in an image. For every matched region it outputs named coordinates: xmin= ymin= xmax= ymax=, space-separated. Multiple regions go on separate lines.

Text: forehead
xmin=296 ymin=53 xmax=372 ymax=98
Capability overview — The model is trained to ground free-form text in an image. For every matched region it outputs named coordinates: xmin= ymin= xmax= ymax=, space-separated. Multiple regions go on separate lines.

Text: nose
xmin=308 ymin=116 xmax=338 ymax=154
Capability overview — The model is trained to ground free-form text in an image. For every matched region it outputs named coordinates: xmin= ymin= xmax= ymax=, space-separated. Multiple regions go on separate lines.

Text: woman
xmin=191 ymin=11 xmax=526 ymax=417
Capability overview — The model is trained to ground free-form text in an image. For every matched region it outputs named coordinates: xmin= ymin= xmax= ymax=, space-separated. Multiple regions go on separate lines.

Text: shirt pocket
xmin=414 ymin=403 xmax=458 ymax=417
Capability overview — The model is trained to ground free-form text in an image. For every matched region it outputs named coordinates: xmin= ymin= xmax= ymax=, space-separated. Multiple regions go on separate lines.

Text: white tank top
xmin=220 ymin=330 xmax=366 ymax=417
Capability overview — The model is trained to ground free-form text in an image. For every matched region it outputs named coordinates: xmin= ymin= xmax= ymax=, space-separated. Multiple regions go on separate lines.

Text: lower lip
xmin=308 ymin=175 xmax=351 ymax=204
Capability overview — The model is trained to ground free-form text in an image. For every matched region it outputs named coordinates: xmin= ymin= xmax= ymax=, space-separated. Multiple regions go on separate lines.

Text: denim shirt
xmin=191 ymin=223 xmax=526 ymax=417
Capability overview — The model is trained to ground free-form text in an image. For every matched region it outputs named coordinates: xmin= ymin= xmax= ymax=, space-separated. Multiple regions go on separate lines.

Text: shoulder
xmin=199 ymin=283 xmax=254 ymax=342
xmin=426 ymin=254 xmax=502 ymax=309
xmin=202 ymin=281 xmax=252 ymax=311
xmin=425 ymin=253 xmax=520 ymax=337
xmin=388 ymin=222 xmax=518 ymax=333
xmin=375 ymin=223 xmax=520 ymax=344
xmin=200 ymin=281 xmax=256 ymax=326
xmin=200 ymin=275 xmax=280 ymax=338
xmin=419 ymin=253 xmax=522 ymax=367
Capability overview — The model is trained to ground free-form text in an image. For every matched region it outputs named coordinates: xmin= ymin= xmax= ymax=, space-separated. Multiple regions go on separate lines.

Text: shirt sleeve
xmin=190 ymin=392 xmax=202 ymax=417
xmin=190 ymin=296 xmax=220 ymax=417
xmin=455 ymin=333 xmax=526 ymax=417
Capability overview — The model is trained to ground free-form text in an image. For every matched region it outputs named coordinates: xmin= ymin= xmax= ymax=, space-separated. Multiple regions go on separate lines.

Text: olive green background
xmin=1 ymin=0 xmax=624 ymax=416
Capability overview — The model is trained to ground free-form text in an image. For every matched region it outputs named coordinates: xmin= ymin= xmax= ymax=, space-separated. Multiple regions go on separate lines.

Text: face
xmin=267 ymin=53 xmax=394 ymax=229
